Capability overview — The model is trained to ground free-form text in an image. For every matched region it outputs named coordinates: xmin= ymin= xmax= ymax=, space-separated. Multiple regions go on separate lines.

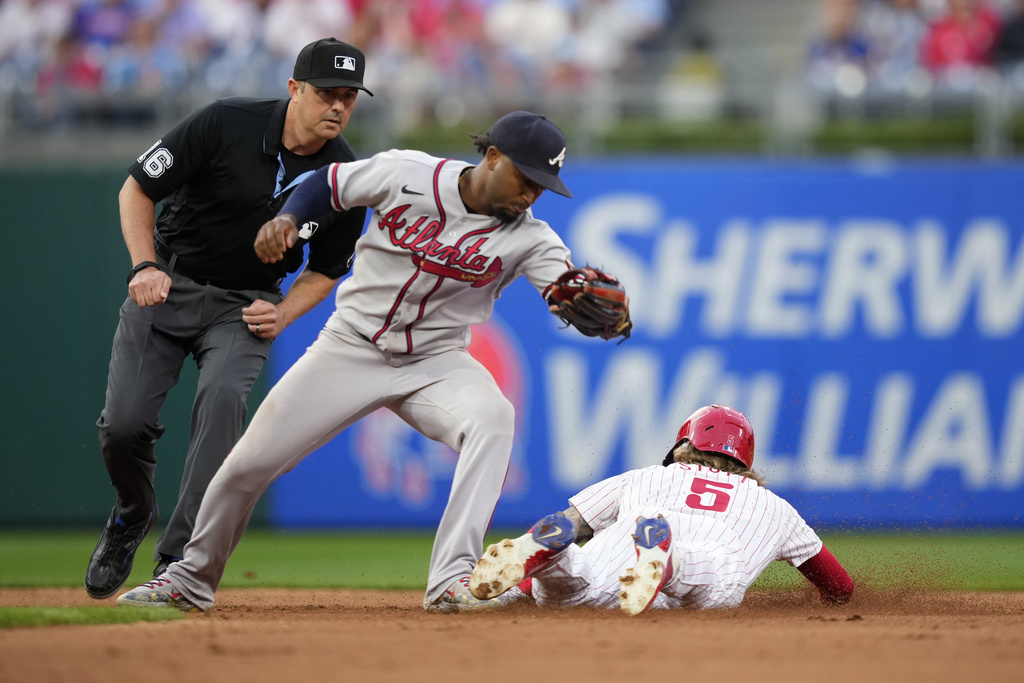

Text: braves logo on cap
xmin=335 ymin=55 xmax=356 ymax=71
xmin=488 ymin=111 xmax=572 ymax=197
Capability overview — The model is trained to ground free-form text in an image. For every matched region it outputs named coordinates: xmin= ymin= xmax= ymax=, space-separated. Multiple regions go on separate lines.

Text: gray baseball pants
xmin=166 ymin=319 xmax=514 ymax=609
xmin=97 ymin=270 xmax=278 ymax=563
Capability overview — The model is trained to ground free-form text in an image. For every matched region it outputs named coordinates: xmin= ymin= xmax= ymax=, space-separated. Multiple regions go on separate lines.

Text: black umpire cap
xmin=488 ymin=111 xmax=572 ymax=198
xmin=293 ymin=37 xmax=373 ymax=96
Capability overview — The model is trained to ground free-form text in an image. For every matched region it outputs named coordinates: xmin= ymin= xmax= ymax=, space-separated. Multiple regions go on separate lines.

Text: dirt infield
xmin=2 ymin=588 xmax=1022 ymax=683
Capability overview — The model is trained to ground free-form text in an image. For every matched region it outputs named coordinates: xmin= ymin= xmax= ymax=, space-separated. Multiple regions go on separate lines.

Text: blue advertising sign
xmin=268 ymin=159 xmax=1024 ymax=530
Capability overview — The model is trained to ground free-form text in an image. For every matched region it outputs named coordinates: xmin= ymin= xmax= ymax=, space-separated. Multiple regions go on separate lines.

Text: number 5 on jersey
xmin=685 ymin=477 xmax=734 ymax=512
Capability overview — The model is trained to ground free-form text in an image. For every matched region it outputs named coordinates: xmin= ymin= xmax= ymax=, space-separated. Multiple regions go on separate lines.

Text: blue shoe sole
xmin=633 ymin=516 xmax=671 ymax=550
xmin=530 ymin=512 xmax=577 ymax=551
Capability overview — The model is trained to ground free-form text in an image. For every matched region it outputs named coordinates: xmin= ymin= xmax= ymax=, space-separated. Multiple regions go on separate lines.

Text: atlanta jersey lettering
xmin=323 ymin=149 xmax=571 ymax=355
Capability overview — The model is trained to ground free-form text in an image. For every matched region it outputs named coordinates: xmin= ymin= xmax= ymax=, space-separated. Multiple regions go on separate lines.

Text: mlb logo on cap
xmin=293 ymin=37 xmax=373 ymax=95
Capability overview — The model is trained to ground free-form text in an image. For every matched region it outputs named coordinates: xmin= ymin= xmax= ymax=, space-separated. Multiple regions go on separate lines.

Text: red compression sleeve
xmin=797 ymin=545 xmax=854 ymax=605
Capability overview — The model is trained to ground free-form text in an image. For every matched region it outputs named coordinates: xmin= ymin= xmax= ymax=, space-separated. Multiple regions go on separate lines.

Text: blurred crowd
xmin=805 ymin=0 xmax=1024 ymax=102
xmin=12 ymin=0 xmax=1024 ymax=135
xmin=0 ymin=0 xmax=691 ymax=130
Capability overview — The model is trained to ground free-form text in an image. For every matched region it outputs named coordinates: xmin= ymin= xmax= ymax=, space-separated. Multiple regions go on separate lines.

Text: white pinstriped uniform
xmin=531 ymin=463 xmax=824 ymax=610
xmin=167 ymin=149 xmax=573 ymax=610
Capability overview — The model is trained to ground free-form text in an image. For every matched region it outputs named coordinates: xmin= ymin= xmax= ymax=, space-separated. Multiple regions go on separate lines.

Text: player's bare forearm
xmin=119 ymin=176 xmax=158 ymax=263
xmin=254 ymin=214 xmax=299 ymax=264
xmin=243 ymin=269 xmax=338 ymax=339
xmin=561 ymin=505 xmax=594 ymax=543
xmin=278 ymin=269 xmax=338 ymax=327
xmin=120 ymin=176 xmax=170 ymax=306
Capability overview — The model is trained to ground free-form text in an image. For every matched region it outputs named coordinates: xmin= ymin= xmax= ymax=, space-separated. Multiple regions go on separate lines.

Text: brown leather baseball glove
xmin=545 ymin=265 xmax=632 ymax=342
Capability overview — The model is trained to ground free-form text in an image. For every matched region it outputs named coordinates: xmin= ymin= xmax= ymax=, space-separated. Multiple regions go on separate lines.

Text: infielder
xmin=469 ymin=404 xmax=855 ymax=613
xmin=117 ymin=111 xmax=632 ymax=613
xmin=86 ymin=38 xmax=370 ymax=600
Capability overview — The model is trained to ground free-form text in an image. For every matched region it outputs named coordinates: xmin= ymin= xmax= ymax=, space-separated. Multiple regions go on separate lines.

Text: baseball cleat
xmin=494 ymin=584 xmax=534 ymax=607
xmin=426 ymin=576 xmax=503 ymax=613
xmin=469 ymin=511 xmax=576 ymax=600
xmin=619 ymin=515 xmax=675 ymax=616
xmin=153 ymin=554 xmax=181 ymax=579
xmin=116 ymin=575 xmax=201 ymax=612
xmin=85 ymin=508 xmax=156 ymax=599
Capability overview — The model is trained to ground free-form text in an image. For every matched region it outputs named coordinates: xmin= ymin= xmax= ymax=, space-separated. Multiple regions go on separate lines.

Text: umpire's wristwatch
xmin=127 ymin=261 xmax=160 ymax=284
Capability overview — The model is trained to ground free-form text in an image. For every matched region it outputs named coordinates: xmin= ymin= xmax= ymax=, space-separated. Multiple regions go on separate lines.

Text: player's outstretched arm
xmin=797 ymin=545 xmax=854 ymax=605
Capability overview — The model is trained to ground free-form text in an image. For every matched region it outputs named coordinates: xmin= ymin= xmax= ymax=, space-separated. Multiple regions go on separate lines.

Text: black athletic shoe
xmin=85 ymin=508 xmax=155 ymax=599
xmin=153 ymin=554 xmax=181 ymax=578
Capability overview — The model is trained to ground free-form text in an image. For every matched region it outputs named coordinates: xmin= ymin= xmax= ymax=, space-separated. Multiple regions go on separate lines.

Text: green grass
xmin=0 ymin=529 xmax=439 ymax=590
xmin=752 ymin=532 xmax=1024 ymax=592
xmin=0 ymin=606 xmax=184 ymax=628
xmin=1 ymin=528 xmax=1022 ymax=593
xmin=2 ymin=528 xmax=1021 ymax=629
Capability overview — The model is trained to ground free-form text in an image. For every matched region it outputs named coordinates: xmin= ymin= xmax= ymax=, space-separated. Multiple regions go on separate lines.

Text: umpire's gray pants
xmin=96 ymin=271 xmax=280 ymax=563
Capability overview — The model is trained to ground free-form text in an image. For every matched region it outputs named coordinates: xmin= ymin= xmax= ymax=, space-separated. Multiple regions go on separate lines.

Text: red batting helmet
xmin=662 ymin=404 xmax=755 ymax=468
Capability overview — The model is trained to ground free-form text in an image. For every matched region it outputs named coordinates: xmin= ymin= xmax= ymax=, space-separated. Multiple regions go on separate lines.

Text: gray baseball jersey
xmin=531 ymin=464 xmax=824 ymax=609
xmin=167 ymin=149 xmax=573 ymax=609
xmin=323 ymin=149 xmax=570 ymax=354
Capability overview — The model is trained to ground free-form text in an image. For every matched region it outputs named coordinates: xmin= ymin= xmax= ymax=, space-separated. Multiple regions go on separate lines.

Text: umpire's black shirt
xmin=129 ymin=97 xmax=365 ymax=292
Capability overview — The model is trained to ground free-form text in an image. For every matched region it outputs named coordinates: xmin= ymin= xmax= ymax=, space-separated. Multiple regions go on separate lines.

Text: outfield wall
xmin=1 ymin=168 xmax=270 ymax=527
xmin=2 ymin=160 xmax=1022 ymax=530
xmin=269 ymin=159 xmax=1024 ymax=530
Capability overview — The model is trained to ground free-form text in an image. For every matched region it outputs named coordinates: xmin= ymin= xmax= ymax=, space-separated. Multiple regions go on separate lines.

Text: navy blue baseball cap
xmin=488 ymin=111 xmax=572 ymax=198
xmin=293 ymin=37 xmax=373 ymax=96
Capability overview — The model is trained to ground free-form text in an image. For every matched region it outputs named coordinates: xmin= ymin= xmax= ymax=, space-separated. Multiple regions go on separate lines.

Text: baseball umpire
xmin=85 ymin=38 xmax=371 ymax=599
